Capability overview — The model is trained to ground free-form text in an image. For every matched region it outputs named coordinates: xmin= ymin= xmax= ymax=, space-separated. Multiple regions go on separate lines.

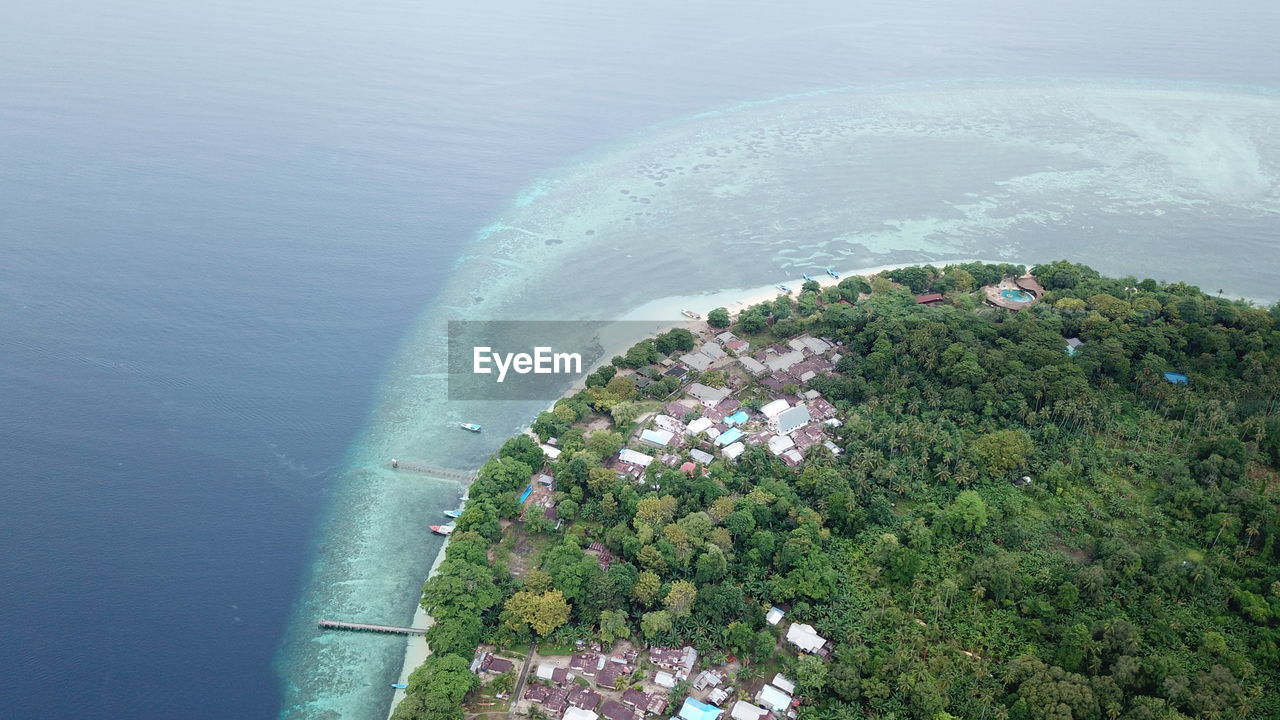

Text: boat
xmin=391 ymin=683 xmax=408 ymax=690
xmin=775 ymin=283 xmax=791 ymax=293
xmin=681 ymin=309 xmax=701 ymax=320
xmin=826 ymin=267 xmax=839 ymax=279
xmin=430 ymin=523 xmax=455 ymax=536
xmin=803 ymin=273 xmax=816 ymax=282
xmin=443 ymin=509 xmax=463 ymax=518
xmin=459 ymin=423 xmax=482 ymax=433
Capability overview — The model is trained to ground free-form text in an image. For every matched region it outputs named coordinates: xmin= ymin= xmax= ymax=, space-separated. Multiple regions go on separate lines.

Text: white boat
xmin=681 ymin=309 xmax=701 ymax=320
xmin=429 ymin=523 xmax=455 ymax=536
xmin=459 ymin=423 xmax=481 ymax=433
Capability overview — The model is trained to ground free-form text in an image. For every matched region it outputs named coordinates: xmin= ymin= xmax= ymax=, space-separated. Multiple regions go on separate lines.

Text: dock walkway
xmin=317 ymin=619 xmax=426 ymax=636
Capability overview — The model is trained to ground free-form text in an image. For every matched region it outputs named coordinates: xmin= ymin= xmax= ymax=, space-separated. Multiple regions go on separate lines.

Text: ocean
xmin=1 ymin=0 xmax=1277 ymax=718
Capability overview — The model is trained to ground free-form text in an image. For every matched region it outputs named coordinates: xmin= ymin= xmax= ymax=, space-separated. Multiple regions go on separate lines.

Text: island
xmin=391 ymin=261 xmax=1280 ymax=720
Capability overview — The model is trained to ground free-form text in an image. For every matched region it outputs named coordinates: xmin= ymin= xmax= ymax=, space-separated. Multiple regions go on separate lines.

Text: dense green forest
xmin=394 ymin=262 xmax=1280 ymax=720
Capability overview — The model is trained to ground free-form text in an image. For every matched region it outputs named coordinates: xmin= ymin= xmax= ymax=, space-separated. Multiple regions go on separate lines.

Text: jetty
xmin=317 ymin=619 xmax=426 ymax=636
xmin=387 ymin=459 xmax=476 ymax=483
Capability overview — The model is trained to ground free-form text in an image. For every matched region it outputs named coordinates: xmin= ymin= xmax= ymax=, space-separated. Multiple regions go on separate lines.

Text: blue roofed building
xmin=679 ymin=697 xmax=722 ymax=720
xmin=715 ymin=427 xmax=744 ymax=447
xmin=725 ymin=410 xmax=750 ymax=427
xmin=1163 ymin=372 xmax=1189 ymax=385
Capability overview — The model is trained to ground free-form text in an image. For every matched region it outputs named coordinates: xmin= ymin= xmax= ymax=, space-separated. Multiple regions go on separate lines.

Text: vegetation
xmin=393 ymin=262 xmax=1280 ymax=720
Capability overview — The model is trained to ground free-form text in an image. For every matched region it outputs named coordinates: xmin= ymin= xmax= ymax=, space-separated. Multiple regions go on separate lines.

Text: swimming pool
xmin=1000 ymin=288 xmax=1035 ymax=303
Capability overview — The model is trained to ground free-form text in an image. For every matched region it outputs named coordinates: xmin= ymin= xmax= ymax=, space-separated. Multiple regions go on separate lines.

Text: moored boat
xmin=459 ymin=423 xmax=482 ymax=433
xmin=681 ymin=309 xmax=701 ymax=320
xmin=430 ymin=523 xmax=455 ymax=536
xmin=826 ymin=267 xmax=839 ymax=278
xmin=391 ymin=683 xmax=408 ymax=689
xmin=775 ymin=283 xmax=791 ymax=293
xmin=803 ymin=273 xmax=816 ymax=282
xmin=444 ymin=509 xmax=463 ymax=518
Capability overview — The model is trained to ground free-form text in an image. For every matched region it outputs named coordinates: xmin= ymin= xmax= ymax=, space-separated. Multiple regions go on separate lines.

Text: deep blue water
xmin=2 ymin=0 xmax=1278 ymax=718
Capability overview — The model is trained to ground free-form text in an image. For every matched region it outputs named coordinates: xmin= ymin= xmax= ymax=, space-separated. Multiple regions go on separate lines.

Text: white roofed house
xmin=765 ymin=350 xmax=804 ymax=374
xmin=686 ymin=382 xmax=730 ymax=407
xmin=760 ymin=398 xmax=790 ymax=421
xmin=730 ymin=700 xmax=770 ymax=720
xmin=617 ymin=449 xmax=653 ymax=467
xmin=785 ymin=622 xmax=830 ymax=655
xmin=721 ymin=442 xmax=745 ymax=461
xmin=738 ymin=356 xmax=767 ymax=376
xmin=680 ymin=352 xmax=715 ymax=371
xmin=766 ymin=434 xmax=795 ymax=456
xmin=686 ymin=417 xmax=714 ymax=437
xmin=640 ymin=428 xmax=675 ymax=448
xmin=754 ymin=684 xmax=792 ymax=713
xmin=771 ymin=674 xmax=796 ymax=694
xmin=689 ymin=448 xmax=714 ymax=465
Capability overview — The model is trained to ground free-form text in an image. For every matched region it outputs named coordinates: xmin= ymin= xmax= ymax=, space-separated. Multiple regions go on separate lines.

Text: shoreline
xmin=383 ymin=257 xmax=1031 ymax=716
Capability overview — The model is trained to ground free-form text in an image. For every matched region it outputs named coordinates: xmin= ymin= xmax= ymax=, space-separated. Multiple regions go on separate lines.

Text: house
xmin=599 ymin=699 xmax=637 ymax=720
xmin=724 ymin=410 xmax=749 ymax=426
xmin=570 ymin=653 xmax=602 ymax=676
xmin=786 ymin=623 xmax=829 ymax=654
xmin=536 ymin=473 xmax=555 ymax=486
xmin=535 ymin=663 xmax=574 ymax=685
xmin=720 ymin=442 xmax=745 ymax=461
xmin=739 ymin=356 xmax=767 ymax=375
xmin=771 ymin=674 xmax=797 ymax=694
xmin=478 ymin=653 xmax=515 ymax=674
xmin=716 ymin=331 xmax=738 ymax=343
xmin=595 ymin=662 xmax=630 ymax=689
xmin=653 ymin=414 xmax=686 ymax=435
xmin=692 ymin=669 xmax=724 ymax=690
xmin=666 ymin=401 xmax=693 ymax=418
xmin=781 ymin=449 xmax=803 ymax=467
xmin=649 ymin=646 xmax=698 ymax=677
xmin=541 ymin=444 xmax=562 ymax=460
xmin=776 ymin=404 xmax=811 ymax=435
xmin=715 ymin=427 xmax=744 ymax=447
xmin=567 ymin=685 xmax=602 ymax=710
xmin=563 ymin=708 xmax=600 ymax=720
xmin=1066 ymin=337 xmax=1083 ymax=356
xmin=767 ymin=434 xmax=795 ymax=456
xmin=765 ymin=606 xmax=785 ymax=625
xmin=586 ymin=542 xmax=614 ymax=570
xmin=755 ymin=684 xmax=792 ymax=713
xmin=915 ymin=293 xmax=944 ymax=304
xmin=653 ymin=670 xmax=677 ymax=688
xmin=725 ymin=339 xmax=750 ymax=353
xmin=680 ymin=352 xmax=715 ymax=371
xmin=800 ymin=336 xmax=831 ymax=354
xmin=640 ymin=428 xmax=675 ymax=447
xmin=1016 ymin=273 xmax=1046 ymax=297
xmin=622 ymin=689 xmax=668 ymax=715
xmin=702 ymin=342 xmax=726 ymax=359
xmin=686 ymin=417 xmax=714 ymax=436
xmin=617 ymin=449 xmax=654 ymax=468
xmin=687 ymin=383 xmax=730 ymax=407
xmin=760 ymin=399 xmax=790 ymax=421
xmin=730 ymin=701 xmax=770 ymax=720
xmin=765 ymin=350 xmax=805 ymax=373
xmin=689 ymin=448 xmax=714 ymax=465
xmin=707 ymin=687 xmax=731 ymax=706
xmin=679 ymin=697 xmax=723 ymax=720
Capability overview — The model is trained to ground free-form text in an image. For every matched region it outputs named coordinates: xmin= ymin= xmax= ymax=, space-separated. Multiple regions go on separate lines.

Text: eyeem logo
xmin=472 ymin=346 xmax=582 ymax=383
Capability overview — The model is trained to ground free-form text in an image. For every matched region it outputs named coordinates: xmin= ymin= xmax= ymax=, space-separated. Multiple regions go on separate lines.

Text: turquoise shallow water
xmin=280 ymin=81 xmax=1280 ymax=719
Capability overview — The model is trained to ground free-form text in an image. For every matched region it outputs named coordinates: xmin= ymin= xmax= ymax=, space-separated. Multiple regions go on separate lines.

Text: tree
xmin=504 ymin=589 xmax=572 ymax=636
xmin=708 ymin=307 xmax=731 ymax=328
xmin=585 ymin=430 xmax=624 ymax=459
xmin=632 ymin=571 xmax=662 ymax=606
xmin=970 ymin=429 xmax=1034 ymax=477
xmin=663 ymin=580 xmax=698 ymax=618
xmin=499 ymin=434 xmax=544 ymax=470
xmin=795 ymin=654 xmax=829 ymax=693
xmin=393 ymin=653 xmax=479 ymax=720
xmin=640 ymin=610 xmax=673 ymax=639
xmin=599 ymin=609 xmax=631 ymax=643
xmin=948 ymin=491 xmax=989 ymax=536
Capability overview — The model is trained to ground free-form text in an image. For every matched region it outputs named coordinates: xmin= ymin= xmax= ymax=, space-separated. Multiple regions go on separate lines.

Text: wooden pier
xmin=387 ymin=459 xmax=476 ymax=483
xmin=317 ymin=619 xmax=427 ymax=636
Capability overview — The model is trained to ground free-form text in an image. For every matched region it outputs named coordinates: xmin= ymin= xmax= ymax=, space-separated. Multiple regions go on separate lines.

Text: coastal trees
xmin=392 ymin=654 xmax=479 ymax=720
xmin=708 ymin=307 xmax=731 ymax=328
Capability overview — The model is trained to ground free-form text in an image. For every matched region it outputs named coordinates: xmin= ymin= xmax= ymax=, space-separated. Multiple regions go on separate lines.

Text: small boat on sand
xmin=826 ymin=267 xmax=839 ymax=279
xmin=681 ymin=309 xmax=701 ymax=320
xmin=444 ymin=509 xmax=463 ymax=518
xmin=775 ymin=283 xmax=791 ymax=293
xmin=803 ymin=273 xmax=816 ymax=282
xmin=430 ymin=523 xmax=455 ymax=536
xmin=391 ymin=683 xmax=408 ymax=689
xmin=459 ymin=423 xmax=482 ymax=433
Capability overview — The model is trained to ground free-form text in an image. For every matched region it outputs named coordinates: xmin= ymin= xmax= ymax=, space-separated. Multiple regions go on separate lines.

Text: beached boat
xmin=391 ymin=683 xmax=408 ymax=689
xmin=681 ymin=309 xmax=701 ymax=320
xmin=429 ymin=523 xmax=455 ymax=536
xmin=459 ymin=423 xmax=482 ymax=433
xmin=443 ymin=509 xmax=463 ymax=518
xmin=826 ymin=267 xmax=839 ymax=279
xmin=775 ymin=283 xmax=791 ymax=293
xmin=803 ymin=273 xmax=816 ymax=282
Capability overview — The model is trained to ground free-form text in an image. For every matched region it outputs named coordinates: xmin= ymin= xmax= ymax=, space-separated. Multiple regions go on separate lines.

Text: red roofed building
xmin=915 ymin=293 xmax=944 ymax=305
